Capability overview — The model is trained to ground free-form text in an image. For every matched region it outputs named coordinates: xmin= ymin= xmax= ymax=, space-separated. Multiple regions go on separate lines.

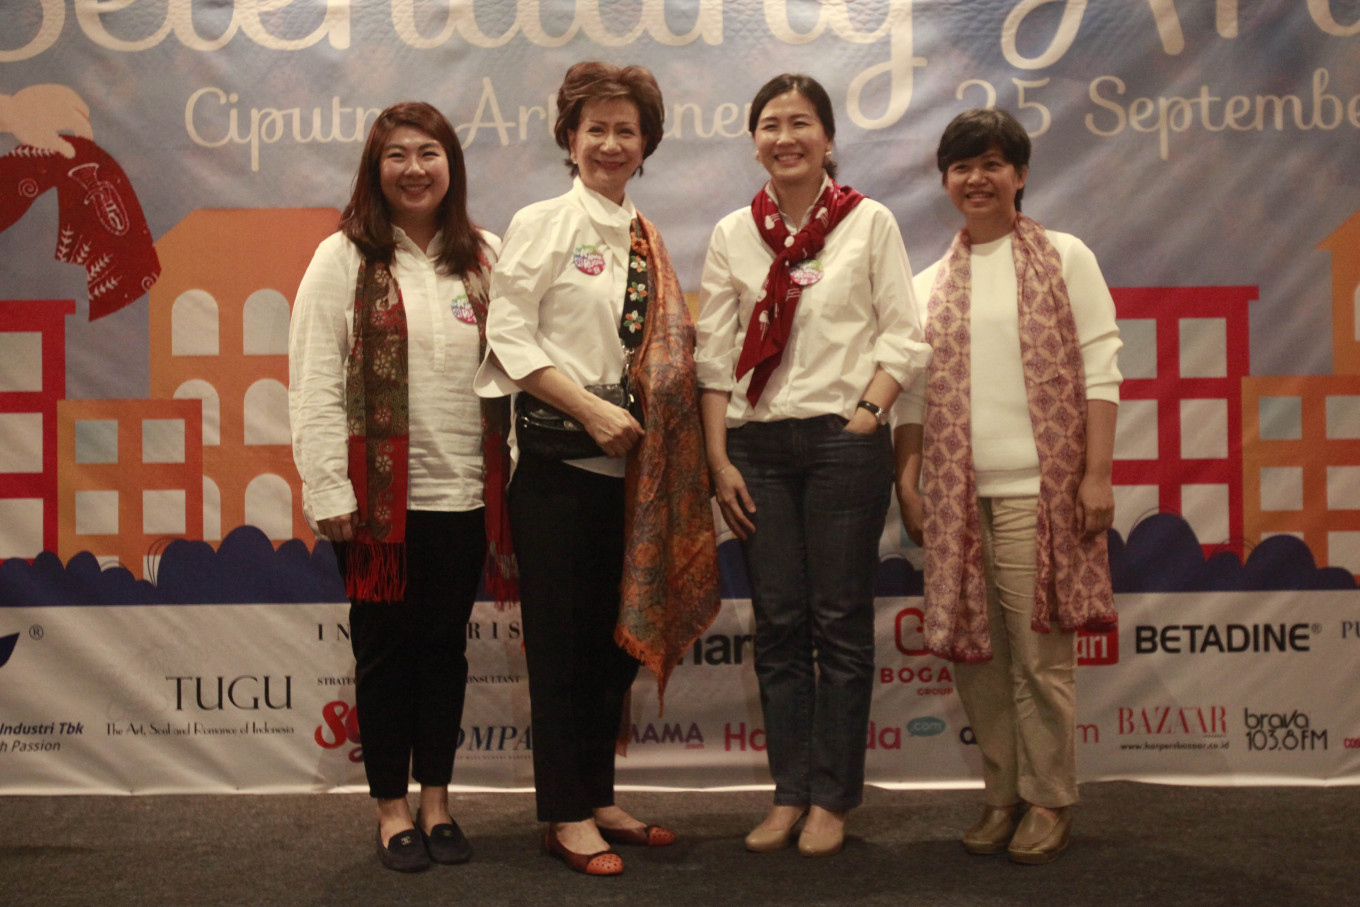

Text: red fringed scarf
xmin=344 ymin=260 xmax=409 ymax=602
xmin=735 ymin=181 xmax=864 ymax=405
xmin=344 ymin=251 xmax=518 ymax=605
xmin=465 ymin=260 xmax=520 ymax=607
xmin=615 ymin=214 xmax=721 ymax=710
xmin=920 ymin=214 xmax=1117 ymax=663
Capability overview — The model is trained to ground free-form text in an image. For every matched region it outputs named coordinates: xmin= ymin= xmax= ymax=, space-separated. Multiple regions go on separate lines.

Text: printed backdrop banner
xmin=3 ymin=592 xmax=1359 ymax=794
xmin=3 ymin=2 xmax=1360 ymax=792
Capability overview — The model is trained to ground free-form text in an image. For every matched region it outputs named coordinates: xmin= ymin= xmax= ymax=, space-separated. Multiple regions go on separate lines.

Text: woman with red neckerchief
xmin=894 ymin=108 xmax=1121 ymax=865
xmin=696 ymin=73 xmax=930 ymax=858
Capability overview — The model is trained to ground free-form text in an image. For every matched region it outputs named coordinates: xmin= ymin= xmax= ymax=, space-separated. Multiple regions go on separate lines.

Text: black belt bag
xmin=514 ymin=381 xmax=642 ymax=461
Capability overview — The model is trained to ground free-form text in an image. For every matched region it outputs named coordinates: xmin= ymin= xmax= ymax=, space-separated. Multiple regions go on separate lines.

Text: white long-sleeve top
xmin=289 ymin=228 xmax=500 ymax=529
xmin=896 ymin=229 xmax=1123 ymax=497
xmin=695 ymin=183 xmax=932 ymax=426
xmin=474 ymin=177 xmax=638 ymax=478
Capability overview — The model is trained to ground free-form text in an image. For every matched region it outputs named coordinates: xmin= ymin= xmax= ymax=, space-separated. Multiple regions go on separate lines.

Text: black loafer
xmin=420 ymin=818 xmax=473 ymax=865
xmin=377 ymin=826 xmax=431 ymax=873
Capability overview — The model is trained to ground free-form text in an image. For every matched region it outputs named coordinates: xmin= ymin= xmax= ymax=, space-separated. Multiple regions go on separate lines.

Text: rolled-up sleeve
xmin=868 ymin=209 xmax=932 ymax=390
xmin=288 ymin=235 xmax=357 ymax=526
xmin=485 ymin=208 xmax=564 ymax=383
xmin=1063 ymin=237 xmax=1123 ymax=405
xmin=695 ymin=222 xmax=742 ymax=393
xmin=891 ymin=264 xmax=935 ymax=427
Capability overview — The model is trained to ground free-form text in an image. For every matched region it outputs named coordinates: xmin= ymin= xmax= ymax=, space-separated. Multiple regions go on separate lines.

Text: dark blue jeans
xmin=728 ymin=416 xmax=892 ymax=812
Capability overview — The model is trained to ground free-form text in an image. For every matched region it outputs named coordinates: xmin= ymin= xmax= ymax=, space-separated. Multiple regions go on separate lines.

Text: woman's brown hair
xmin=553 ymin=62 xmax=665 ymax=177
xmin=340 ymin=101 xmax=485 ymax=275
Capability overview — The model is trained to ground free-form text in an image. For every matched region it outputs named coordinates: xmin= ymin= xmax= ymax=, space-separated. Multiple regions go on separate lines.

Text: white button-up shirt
xmin=695 ymin=183 xmax=931 ymax=426
xmin=475 ymin=178 xmax=638 ymax=477
xmin=289 ymin=228 xmax=499 ymax=528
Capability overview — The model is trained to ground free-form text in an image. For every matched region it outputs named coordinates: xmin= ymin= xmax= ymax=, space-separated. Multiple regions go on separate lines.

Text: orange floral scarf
xmin=615 ymin=214 xmax=722 ymax=707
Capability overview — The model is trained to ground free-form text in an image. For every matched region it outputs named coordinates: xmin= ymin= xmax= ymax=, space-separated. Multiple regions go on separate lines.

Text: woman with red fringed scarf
xmin=289 ymin=102 xmax=515 ymax=874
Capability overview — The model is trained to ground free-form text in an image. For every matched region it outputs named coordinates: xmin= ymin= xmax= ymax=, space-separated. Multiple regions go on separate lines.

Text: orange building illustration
xmin=56 ymin=397 xmax=203 ymax=578
xmin=1240 ymin=212 xmax=1360 ymax=575
xmin=147 ymin=208 xmax=339 ymax=547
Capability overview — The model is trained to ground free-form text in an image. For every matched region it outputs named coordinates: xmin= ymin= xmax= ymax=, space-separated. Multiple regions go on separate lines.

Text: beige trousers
xmin=955 ymin=496 xmax=1078 ymax=808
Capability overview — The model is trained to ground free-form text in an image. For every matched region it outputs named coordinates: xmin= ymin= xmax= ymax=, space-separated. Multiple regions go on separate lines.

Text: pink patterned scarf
xmin=735 ymin=181 xmax=864 ymax=405
xmin=920 ymin=214 xmax=1117 ymax=663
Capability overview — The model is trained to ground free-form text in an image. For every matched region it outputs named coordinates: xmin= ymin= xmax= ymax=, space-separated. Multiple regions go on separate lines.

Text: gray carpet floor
xmin=2 ymin=782 xmax=1355 ymax=906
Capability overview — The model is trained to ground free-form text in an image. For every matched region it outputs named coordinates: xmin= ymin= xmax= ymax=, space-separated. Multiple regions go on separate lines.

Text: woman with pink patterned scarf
xmin=894 ymin=108 xmax=1122 ymax=865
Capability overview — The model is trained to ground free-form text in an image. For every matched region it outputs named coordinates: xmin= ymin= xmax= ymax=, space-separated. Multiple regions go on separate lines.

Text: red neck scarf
xmin=735 ymin=180 xmax=864 ymax=405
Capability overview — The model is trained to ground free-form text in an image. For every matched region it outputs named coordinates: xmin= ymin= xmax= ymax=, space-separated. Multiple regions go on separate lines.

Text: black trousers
xmin=509 ymin=453 xmax=640 ymax=822
xmin=337 ymin=509 xmax=484 ymax=799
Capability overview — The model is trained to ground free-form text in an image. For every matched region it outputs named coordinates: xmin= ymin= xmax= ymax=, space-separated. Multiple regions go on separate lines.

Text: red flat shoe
xmin=599 ymin=824 xmax=677 ymax=847
xmin=542 ymin=828 xmax=624 ymax=876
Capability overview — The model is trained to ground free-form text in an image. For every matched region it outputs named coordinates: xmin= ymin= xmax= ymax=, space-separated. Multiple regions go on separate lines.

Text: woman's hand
xmin=711 ymin=462 xmax=756 ymax=540
xmin=843 ymin=407 xmax=880 ymax=435
xmin=895 ymin=479 xmax=924 ymax=546
xmin=581 ymin=396 xmax=644 ymax=458
xmin=317 ymin=512 xmax=358 ymax=543
xmin=1075 ymin=473 xmax=1115 ymax=539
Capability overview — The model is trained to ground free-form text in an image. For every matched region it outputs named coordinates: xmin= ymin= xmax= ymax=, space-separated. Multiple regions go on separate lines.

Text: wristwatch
xmin=856 ymin=400 xmax=887 ymax=425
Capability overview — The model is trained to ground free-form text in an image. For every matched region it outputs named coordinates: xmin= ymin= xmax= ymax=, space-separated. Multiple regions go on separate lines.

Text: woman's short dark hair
xmin=340 ymin=101 xmax=485 ymax=276
xmin=553 ymin=62 xmax=665 ymax=177
xmin=935 ymin=108 xmax=1031 ymax=209
xmin=747 ymin=73 xmax=839 ymax=180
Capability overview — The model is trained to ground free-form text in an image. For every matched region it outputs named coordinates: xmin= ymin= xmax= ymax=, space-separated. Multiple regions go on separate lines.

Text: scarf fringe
xmin=345 ymin=541 xmax=407 ymax=603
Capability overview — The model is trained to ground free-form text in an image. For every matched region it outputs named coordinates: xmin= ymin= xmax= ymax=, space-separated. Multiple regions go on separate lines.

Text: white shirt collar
xmin=572 ymin=176 xmax=637 ymax=233
xmin=763 ymin=173 xmax=834 ymax=230
xmin=391 ymin=225 xmax=442 ymax=259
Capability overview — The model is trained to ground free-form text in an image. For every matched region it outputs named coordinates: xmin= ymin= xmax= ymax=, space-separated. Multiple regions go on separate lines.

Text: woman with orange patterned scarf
xmin=894 ymin=108 xmax=1122 ymax=865
xmin=290 ymin=102 xmax=515 ymax=873
xmin=477 ymin=62 xmax=718 ymax=878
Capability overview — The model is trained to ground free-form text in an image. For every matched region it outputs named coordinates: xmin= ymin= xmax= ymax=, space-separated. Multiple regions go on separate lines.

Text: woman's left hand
xmin=1075 ymin=473 xmax=1115 ymax=539
xmin=843 ymin=408 xmax=879 ymax=435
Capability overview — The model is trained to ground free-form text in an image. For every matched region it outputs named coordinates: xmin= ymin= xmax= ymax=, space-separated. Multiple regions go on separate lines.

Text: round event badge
xmin=789 ymin=259 xmax=824 ymax=286
xmin=450 ymin=293 xmax=476 ymax=324
xmin=573 ymin=244 xmax=606 ymax=275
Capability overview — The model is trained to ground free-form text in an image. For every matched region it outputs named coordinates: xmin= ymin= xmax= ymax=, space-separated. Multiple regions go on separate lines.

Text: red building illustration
xmin=0 ymin=299 xmax=75 ymax=561
xmin=1111 ymin=286 xmax=1255 ymax=558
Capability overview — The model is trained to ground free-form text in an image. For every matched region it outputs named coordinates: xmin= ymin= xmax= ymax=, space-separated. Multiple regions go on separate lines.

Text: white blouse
xmin=289 ymin=228 xmax=500 ymax=529
xmin=695 ymin=183 xmax=931 ymax=426
xmin=475 ymin=177 xmax=639 ymax=478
